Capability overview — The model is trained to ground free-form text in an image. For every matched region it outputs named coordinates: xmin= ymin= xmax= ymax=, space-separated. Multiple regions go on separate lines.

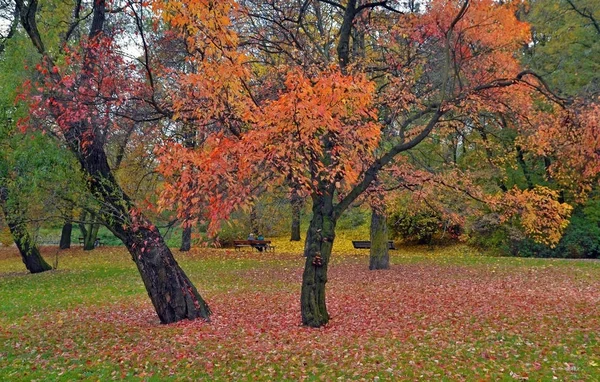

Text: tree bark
xmin=369 ymin=207 xmax=390 ymax=270
xmin=0 ymin=187 xmax=52 ymax=273
xmin=290 ymin=192 xmax=302 ymax=241
xmin=180 ymin=225 xmax=192 ymax=251
xmin=59 ymin=220 xmax=72 ymax=249
xmin=337 ymin=0 xmax=357 ymax=72
xmin=73 ymin=138 xmax=211 ymax=323
xmin=301 ymin=193 xmax=336 ymax=327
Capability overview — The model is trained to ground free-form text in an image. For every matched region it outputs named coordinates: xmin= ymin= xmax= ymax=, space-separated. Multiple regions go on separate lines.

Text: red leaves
xmin=2 ymin=246 xmax=600 ymax=379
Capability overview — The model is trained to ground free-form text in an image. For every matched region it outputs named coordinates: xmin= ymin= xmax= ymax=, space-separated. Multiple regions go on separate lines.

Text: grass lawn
xmin=1 ymin=243 xmax=599 ymax=381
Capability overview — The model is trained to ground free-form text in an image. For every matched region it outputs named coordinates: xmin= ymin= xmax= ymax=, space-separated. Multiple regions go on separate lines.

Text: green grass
xmin=1 ymin=244 xmax=599 ymax=380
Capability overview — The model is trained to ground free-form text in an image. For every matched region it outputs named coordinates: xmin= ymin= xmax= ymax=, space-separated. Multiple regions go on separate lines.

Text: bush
xmin=470 ymin=203 xmax=600 ymax=259
xmin=389 ymin=212 xmax=443 ymax=244
xmin=337 ymin=207 xmax=368 ymax=230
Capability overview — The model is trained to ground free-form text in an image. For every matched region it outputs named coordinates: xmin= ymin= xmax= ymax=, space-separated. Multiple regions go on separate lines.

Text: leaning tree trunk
xmin=0 ymin=187 xmax=51 ymax=273
xmin=290 ymin=192 xmax=302 ymax=241
xmin=369 ymin=207 xmax=390 ymax=270
xmin=301 ymin=193 xmax=336 ymax=327
xmin=59 ymin=219 xmax=72 ymax=249
xmin=66 ymin=129 xmax=211 ymax=324
xmin=180 ymin=225 xmax=192 ymax=252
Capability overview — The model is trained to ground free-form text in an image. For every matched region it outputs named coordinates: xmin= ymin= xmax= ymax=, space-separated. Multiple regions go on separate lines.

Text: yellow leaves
xmin=502 ymin=186 xmax=573 ymax=247
xmin=0 ymin=227 xmax=13 ymax=247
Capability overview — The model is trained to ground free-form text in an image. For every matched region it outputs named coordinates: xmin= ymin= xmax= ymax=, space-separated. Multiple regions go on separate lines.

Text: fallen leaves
xmin=1 ymin=245 xmax=599 ymax=380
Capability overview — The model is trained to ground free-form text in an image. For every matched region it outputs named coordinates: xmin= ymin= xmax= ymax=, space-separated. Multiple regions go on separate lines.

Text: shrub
xmin=390 ymin=212 xmax=443 ymax=244
xmin=470 ymin=202 xmax=600 ymax=259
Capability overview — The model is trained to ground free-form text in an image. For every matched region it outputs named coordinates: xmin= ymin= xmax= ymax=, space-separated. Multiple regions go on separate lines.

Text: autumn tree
xmin=15 ymin=0 xmax=211 ymax=323
xmin=493 ymin=0 xmax=600 ymax=256
xmin=153 ymin=0 xmax=576 ymax=327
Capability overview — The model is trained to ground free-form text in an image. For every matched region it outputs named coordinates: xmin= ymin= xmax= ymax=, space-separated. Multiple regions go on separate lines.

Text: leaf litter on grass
xmin=0 ymin=245 xmax=599 ymax=380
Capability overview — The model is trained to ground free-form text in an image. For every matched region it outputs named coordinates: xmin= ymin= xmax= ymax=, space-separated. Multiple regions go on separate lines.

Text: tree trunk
xmin=301 ymin=193 xmax=336 ymax=327
xmin=290 ymin=192 xmax=302 ymax=241
xmin=83 ymin=222 xmax=99 ymax=251
xmin=59 ymin=220 xmax=72 ymax=249
xmin=369 ymin=207 xmax=390 ymax=270
xmin=68 ymin=132 xmax=211 ymax=324
xmin=117 ymin=223 xmax=211 ymax=323
xmin=180 ymin=225 xmax=192 ymax=251
xmin=0 ymin=187 xmax=51 ymax=273
xmin=250 ymin=205 xmax=259 ymax=235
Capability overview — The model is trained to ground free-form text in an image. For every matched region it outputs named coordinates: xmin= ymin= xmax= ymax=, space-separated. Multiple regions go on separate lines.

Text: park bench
xmin=352 ymin=240 xmax=396 ymax=250
xmin=233 ymin=240 xmax=275 ymax=252
xmin=79 ymin=237 xmax=103 ymax=247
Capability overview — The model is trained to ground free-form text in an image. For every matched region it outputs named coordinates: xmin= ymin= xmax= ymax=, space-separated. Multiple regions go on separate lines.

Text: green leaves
xmin=524 ymin=0 xmax=600 ymax=96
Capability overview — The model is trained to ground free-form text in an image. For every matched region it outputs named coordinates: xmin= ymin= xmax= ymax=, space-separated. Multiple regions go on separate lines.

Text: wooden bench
xmin=352 ymin=240 xmax=396 ymax=250
xmin=79 ymin=237 xmax=103 ymax=247
xmin=233 ymin=240 xmax=275 ymax=252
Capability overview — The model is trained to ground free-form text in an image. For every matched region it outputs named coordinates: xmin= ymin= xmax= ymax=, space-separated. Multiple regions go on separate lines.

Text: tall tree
xmin=155 ymin=0 xmax=571 ymax=327
xmin=16 ymin=0 xmax=211 ymax=323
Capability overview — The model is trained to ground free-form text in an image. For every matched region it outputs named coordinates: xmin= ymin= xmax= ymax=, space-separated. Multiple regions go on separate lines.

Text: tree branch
xmin=334 ymin=108 xmax=444 ymax=218
xmin=317 ymin=0 xmax=345 ymax=11
xmin=564 ymin=0 xmax=600 ymax=35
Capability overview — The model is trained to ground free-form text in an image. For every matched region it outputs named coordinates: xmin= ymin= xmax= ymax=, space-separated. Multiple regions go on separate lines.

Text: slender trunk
xmin=180 ymin=125 xmax=195 ymax=253
xmin=59 ymin=220 xmax=72 ymax=249
xmin=78 ymin=210 xmax=88 ymax=239
xmin=336 ymin=0 xmax=357 ymax=72
xmin=516 ymin=146 xmax=534 ymax=190
xmin=180 ymin=225 xmax=192 ymax=251
xmin=0 ymin=187 xmax=51 ymax=273
xmin=250 ymin=205 xmax=259 ymax=235
xmin=301 ymin=193 xmax=336 ymax=327
xmin=290 ymin=192 xmax=302 ymax=241
xmin=83 ymin=222 xmax=99 ymax=250
xmin=369 ymin=207 xmax=389 ymax=270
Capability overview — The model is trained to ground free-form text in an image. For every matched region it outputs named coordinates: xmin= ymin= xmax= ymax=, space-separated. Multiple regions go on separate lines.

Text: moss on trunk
xmin=369 ymin=208 xmax=390 ymax=270
xmin=301 ymin=193 xmax=336 ymax=327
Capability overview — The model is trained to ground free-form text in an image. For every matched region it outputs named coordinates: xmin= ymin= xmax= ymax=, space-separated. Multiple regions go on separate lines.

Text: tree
xmin=0 ymin=186 xmax=52 ymax=273
xmin=523 ymin=0 xmax=599 ymax=96
xmin=0 ymin=3 xmax=53 ymax=273
xmin=369 ymin=205 xmax=390 ymax=270
xmin=16 ymin=0 xmax=211 ymax=323
xmin=155 ymin=0 xmax=572 ymax=327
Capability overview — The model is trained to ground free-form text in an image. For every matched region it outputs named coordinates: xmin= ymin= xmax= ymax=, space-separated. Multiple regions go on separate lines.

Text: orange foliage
xmin=152 ymin=0 xmax=576 ymax=246
xmin=157 ymin=68 xmax=381 ymax=232
xmin=519 ymin=98 xmax=600 ymax=199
